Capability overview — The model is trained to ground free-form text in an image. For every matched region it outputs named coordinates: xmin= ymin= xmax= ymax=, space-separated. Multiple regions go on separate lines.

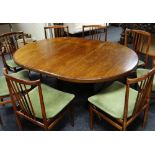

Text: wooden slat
xmin=82 ymin=25 xmax=107 ymax=41
xmin=44 ymin=25 xmax=69 ymax=39
xmin=89 ymin=68 xmax=155 ymax=130
xmin=3 ymin=68 xmax=73 ymax=131
xmin=124 ymin=29 xmax=151 ymax=67
xmin=0 ymin=31 xmax=25 ymax=72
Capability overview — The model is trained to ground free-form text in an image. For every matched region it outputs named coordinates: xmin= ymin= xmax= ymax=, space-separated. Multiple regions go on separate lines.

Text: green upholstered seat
xmin=0 ymin=76 xmax=9 ymax=97
xmin=29 ymin=84 xmax=75 ymax=119
xmin=0 ymin=70 xmax=30 ymax=97
xmin=6 ymin=59 xmax=18 ymax=68
xmin=137 ymin=68 xmax=155 ymax=91
xmin=88 ymin=81 xmax=138 ymax=119
xmin=138 ymin=60 xmax=145 ymax=66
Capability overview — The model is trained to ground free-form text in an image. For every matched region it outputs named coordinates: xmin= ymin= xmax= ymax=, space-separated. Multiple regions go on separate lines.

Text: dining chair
xmin=82 ymin=24 xmax=107 ymax=41
xmin=124 ymin=29 xmax=151 ymax=68
xmin=0 ymin=69 xmax=30 ymax=125
xmin=88 ymin=68 xmax=155 ymax=131
xmin=3 ymin=68 xmax=75 ymax=131
xmin=136 ymin=56 xmax=155 ymax=92
xmin=0 ymin=31 xmax=26 ymax=72
xmin=44 ymin=25 xmax=69 ymax=39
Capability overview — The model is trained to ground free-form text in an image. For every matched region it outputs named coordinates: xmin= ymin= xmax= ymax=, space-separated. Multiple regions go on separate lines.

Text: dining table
xmin=13 ymin=37 xmax=138 ymax=83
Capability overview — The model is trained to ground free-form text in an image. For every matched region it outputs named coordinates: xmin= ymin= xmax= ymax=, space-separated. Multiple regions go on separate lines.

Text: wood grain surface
xmin=13 ymin=37 xmax=138 ymax=83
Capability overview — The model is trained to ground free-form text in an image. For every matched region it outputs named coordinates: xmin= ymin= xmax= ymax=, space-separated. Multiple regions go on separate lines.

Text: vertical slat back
xmin=9 ymin=78 xmax=36 ymax=119
xmin=2 ymin=34 xmax=14 ymax=58
xmin=56 ymin=28 xmax=62 ymax=37
xmin=4 ymin=68 xmax=48 ymax=124
xmin=3 ymin=68 xmax=48 ymax=121
xmin=125 ymin=29 xmax=151 ymax=53
xmin=124 ymin=68 xmax=155 ymax=120
xmin=83 ymin=25 xmax=107 ymax=41
xmin=44 ymin=25 xmax=69 ymax=39
xmin=132 ymin=32 xmax=148 ymax=54
xmin=0 ymin=32 xmax=25 ymax=67
xmin=0 ymin=32 xmax=25 ymax=55
xmin=132 ymin=75 xmax=153 ymax=115
xmin=125 ymin=29 xmax=151 ymax=66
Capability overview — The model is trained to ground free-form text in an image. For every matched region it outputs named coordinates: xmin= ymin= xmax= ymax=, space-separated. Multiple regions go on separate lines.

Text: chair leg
xmin=89 ymin=105 xmax=94 ymax=129
xmin=0 ymin=98 xmax=5 ymax=107
xmin=28 ymin=70 xmax=31 ymax=79
xmin=122 ymin=121 xmax=127 ymax=131
xmin=57 ymin=79 xmax=63 ymax=89
xmin=69 ymin=105 xmax=74 ymax=127
xmin=15 ymin=114 xmax=23 ymax=130
xmin=0 ymin=116 xmax=3 ymax=125
xmin=122 ymin=126 xmax=127 ymax=131
xmin=44 ymin=126 xmax=48 ymax=131
xmin=40 ymin=73 xmax=42 ymax=79
xmin=143 ymin=107 xmax=149 ymax=128
xmin=13 ymin=67 xmax=17 ymax=73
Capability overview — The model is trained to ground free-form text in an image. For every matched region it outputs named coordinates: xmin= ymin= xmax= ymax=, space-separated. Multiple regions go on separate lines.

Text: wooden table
xmin=13 ymin=37 xmax=138 ymax=83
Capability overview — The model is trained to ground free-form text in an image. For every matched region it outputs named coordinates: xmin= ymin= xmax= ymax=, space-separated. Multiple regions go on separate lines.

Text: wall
xmin=64 ymin=23 xmax=108 ymax=34
xmin=0 ymin=23 xmax=48 ymax=40
xmin=0 ymin=24 xmax=12 ymax=34
xmin=12 ymin=23 xmax=47 ymax=40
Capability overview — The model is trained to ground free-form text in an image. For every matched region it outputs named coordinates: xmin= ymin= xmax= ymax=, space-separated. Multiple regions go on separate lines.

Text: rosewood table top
xmin=14 ymin=37 xmax=138 ymax=83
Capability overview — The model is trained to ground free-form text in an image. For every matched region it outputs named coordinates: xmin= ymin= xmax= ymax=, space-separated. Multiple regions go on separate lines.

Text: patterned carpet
xmin=1 ymin=26 xmax=155 ymax=131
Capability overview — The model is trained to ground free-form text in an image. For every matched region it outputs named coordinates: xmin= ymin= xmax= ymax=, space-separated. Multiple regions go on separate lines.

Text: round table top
xmin=14 ymin=37 xmax=138 ymax=83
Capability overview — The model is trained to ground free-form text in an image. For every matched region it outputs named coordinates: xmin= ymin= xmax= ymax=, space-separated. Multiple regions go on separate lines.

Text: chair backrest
xmin=3 ymin=68 xmax=48 ymax=125
xmin=82 ymin=24 xmax=107 ymax=41
xmin=44 ymin=25 xmax=69 ymax=39
xmin=124 ymin=68 xmax=155 ymax=121
xmin=124 ymin=29 xmax=151 ymax=66
xmin=0 ymin=31 xmax=25 ymax=68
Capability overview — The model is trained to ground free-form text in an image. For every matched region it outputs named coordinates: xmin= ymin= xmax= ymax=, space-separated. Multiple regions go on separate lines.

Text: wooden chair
xmin=3 ymin=68 xmax=75 ymax=130
xmin=88 ymin=68 xmax=155 ymax=131
xmin=82 ymin=24 xmax=107 ymax=41
xmin=136 ymin=56 xmax=155 ymax=92
xmin=0 ymin=70 xmax=30 ymax=125
xmin=44 ymin=25 xmax=69 ymax=39
xmin=0 ymin=31 xmax=26 ymax=72
xmin=124 ymin=29 xmax=151 ymax=68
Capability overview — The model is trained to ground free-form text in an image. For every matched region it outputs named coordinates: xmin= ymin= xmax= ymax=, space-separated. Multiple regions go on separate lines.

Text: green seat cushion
xmin=0 ymin=76 xmax=9 ymax=97
xmin=137 ymin=68 xmax=155 ymax=91
xmin=138 ymin=60 xmax=145 ymax=66
xmin=29 ymin=84 xmax=75 ymax=119
xmin=0 ymin=70 xmax=30 ymax=97
xmin=6 ymin=59 xmax=18 ymax=68
xmin=88 ymin=81 xmax=138 ymax=119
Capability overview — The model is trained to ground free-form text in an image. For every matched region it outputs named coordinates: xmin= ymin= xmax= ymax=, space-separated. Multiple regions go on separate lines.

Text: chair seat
xmin=137 ymin=68 xmax=155 ymax=91
xmin=29 ymin=84 xmax=75 ymax=119
xmin=0 ymin=70 xmax=30 ymax=97
xmin=6 ymin=59 xmax=19 ymax=68
xmin=88 ymin=81 xmax=138 ymax=119
xmin=138 ymin=60 xmax=145 ymax=66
